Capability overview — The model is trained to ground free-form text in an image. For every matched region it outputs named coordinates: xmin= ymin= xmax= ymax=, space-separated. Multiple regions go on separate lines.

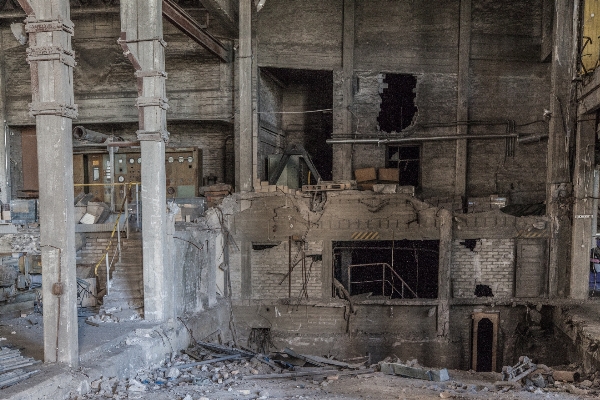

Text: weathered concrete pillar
xmin=570 ymin=117 xmax=596 ymax=299
xmin=332 ymin=0 xmax=354 ymax=181
xmin=121 ymin=0 xmax=173 ymax=321
xmin=0 ymin=32 xmax=8 ymax=205
xmin=455 ymin=0 xmax=471 ymax=200
xmin=546 ymin=0 xmax=578 ymax=298
xmin=18 ymin=0 xmax=78 ymax=366
xmin=437 ymin=209 xmax=452 ymax=338
xmin=236 ymin=0 xmax=253 ymax=192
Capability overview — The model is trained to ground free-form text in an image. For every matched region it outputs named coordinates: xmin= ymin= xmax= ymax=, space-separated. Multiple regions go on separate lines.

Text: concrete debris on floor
xmin=0 ymin=346 xmax=40 ymax=388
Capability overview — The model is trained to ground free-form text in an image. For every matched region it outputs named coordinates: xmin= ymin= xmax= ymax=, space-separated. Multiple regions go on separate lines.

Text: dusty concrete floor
xmin=0 ymin=310 xmax=157 ymax=362
xmin=72 ymin=370 xmax=594 ymax=400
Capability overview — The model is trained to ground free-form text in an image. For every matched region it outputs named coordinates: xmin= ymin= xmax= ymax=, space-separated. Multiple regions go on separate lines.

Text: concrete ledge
xmin=2 ymin=301 xmax=231 ymax=399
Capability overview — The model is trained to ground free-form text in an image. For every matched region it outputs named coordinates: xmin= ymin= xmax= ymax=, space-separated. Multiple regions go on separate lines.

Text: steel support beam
xmin=19 ymin=0 xmax=79 ymax=366
xmin=163 ymin=0 xmax=230 ymax=62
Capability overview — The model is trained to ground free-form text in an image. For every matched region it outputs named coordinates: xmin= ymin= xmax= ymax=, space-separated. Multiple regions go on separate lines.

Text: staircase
xmin=101 ymin=233 xmax=144 ymax=319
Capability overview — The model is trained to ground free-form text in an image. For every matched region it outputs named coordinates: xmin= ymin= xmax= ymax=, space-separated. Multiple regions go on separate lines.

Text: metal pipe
xmin=517 ymin=134 xmax=549 ymax=144
xmin=73 ymin=126 xmax=111 ymax=143
xmin=593 ymin=167 xmax=600 ymax=242
xmin=326 ymin=134 xmax=518 ymax=145
xmin=288 ymin=236 xmax=292 ymax=299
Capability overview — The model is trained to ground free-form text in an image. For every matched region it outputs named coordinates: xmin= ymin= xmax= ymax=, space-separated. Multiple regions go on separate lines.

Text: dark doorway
xmin=333 ymin=240 xmax=439 ymax=299
xmin=259 ymin=67 xmax=333 ymax=181
xmin=476 ymin=318 xmax=494 ymax=372
xmin=377 ymin=73 xmax=417 ymax=133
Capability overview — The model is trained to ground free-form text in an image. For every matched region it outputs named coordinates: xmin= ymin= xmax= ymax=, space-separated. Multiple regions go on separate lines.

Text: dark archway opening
xmin=476 ymin=318 xmax=494 ymax=372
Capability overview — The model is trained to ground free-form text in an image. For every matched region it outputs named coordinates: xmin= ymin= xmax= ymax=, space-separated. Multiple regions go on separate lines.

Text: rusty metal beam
xmin=163 ymin=0 xmax=230 ymax=62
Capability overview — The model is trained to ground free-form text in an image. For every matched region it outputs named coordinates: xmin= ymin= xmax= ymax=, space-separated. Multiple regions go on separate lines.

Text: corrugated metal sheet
xmin=582 ymin=0 xmax=600 ymax=73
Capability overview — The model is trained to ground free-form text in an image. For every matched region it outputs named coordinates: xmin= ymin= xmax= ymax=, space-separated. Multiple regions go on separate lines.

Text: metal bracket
xmin=25 ymin=19 xmax=74 ymax=35
xmin=135 ymin=70 xmax=168 ymax=78
xmin=136 ymin=129 xmax=170 ymax=143
xmin=29 ymin=102 xmax=78 ymax=119
xmin=27 ymin=46 xmax=76 ymax=67
xmin=136 ymin=96 xmax=169 ymax=110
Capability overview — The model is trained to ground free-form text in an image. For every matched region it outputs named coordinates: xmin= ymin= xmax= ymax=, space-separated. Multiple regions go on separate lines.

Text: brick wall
xmin=251 ymin=241 xmax=322 ymax=300
xmin=451 ymin=238 xmax=514 ymax=298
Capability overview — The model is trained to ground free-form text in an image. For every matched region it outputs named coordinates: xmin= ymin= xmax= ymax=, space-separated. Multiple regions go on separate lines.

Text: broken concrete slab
xmin=379 ymin=362 xmax=449 ymax=382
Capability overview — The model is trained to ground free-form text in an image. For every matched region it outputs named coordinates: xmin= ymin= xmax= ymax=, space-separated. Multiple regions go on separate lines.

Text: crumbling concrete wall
xmin=250 ymin=241 xmax=322 ymax=300
xmin=451 ymin=239 xmax=515 ymax=298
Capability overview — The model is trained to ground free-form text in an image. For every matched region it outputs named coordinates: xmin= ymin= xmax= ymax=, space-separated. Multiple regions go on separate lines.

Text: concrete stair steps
xmin=102 ymin=299 xmax=144 ymax=311
xmin=104 ymin=292 xmax=143 ymax=301
xmin=109 ymin=281 xmax=142 ymax=291
xmin=111 ymin=273 xmax=143 ymax=282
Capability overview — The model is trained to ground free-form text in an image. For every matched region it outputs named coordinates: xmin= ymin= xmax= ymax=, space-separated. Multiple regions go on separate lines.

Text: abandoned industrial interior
xmin=1 ymin=0 xmax=600 ymax=398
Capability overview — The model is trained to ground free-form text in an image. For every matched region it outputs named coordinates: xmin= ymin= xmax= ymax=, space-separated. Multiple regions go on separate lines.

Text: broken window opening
xmin=387 ymin=145 xmax=420 ymax=187
xmin=377 ymin=73 xmax=417 ymax=133
xmin=333 ymin=240 xmax=439 ymax=299
xmin=475 ymin=284 xmax=494 ymax=298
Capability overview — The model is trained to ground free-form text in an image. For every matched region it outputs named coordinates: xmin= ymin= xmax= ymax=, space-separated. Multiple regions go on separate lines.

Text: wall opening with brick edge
xmin=333 ymin=240 xmax=439 ymax=299
xmin=451 ymin=238 xmax=515 ymax=298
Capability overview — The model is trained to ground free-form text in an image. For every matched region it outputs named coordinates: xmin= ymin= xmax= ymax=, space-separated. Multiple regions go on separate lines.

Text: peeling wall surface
xmin=452 ymin=239 xmax=515 ymax=299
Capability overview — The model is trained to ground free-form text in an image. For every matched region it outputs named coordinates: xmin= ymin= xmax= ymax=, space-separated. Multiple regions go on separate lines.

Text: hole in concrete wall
xmin=248 ymin=327 xmax=274 ymax=354
xmin=377 ymin=73 xmax=417 ymax=133
xmin=252 ymin=242 xmax=280 ymax=251
xmin=475 ymin=284 xmax=493 ymax=297
xmin=333 ymin=240 xmax=439 ymax=299
xmin=476 ymin=318 xmax=494 ymax=372
xmin=386 ymin=145 xmax=420 ymax=187
xmin=460 ymin=239 xmax=478 ymax=251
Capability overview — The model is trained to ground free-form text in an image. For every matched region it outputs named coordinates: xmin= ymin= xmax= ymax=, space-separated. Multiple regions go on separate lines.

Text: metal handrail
xmin=348 ymin=262 xmax=418 ymax=299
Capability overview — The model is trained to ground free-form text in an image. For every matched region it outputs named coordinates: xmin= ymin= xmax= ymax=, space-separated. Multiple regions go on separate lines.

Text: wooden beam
xmin=163 ymin=0 xmax=230 ymax=62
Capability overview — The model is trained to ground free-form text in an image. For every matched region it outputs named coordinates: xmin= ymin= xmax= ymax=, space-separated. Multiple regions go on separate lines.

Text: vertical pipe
xmin=109 ymin=146 xmax=115 ymax=212
xmin=288 ymin=236 xmax=292 ymax=299
xmin=135 ymin=183 xmax=140 ymax=230
xmin=348 ymin=265 xmax=352 ymax=296
xmin=592 ymin=166 xmax=599 ymax=242
xmin=106 ymin=252 xmax=110 ymax=296
xmin=382 ymin=264 xmax=385 ymax=296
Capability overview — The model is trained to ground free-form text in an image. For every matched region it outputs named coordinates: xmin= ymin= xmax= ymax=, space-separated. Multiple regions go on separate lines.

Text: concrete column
xmin=20 ymin=0 xmax=78 ymax=366
xmin=237 ymin=0 xmax=253 ymax=192
xmin=121 ymin=0 xmax=173 ymax=321
xmin=570 ymin=117 xmax=596 ymax=299
xmin=437 ymin=209 xmax=452 ymax=338
xmin=455 ymin=0 xmax=471 ymax=201
xmin=333 ymin=0 xmax=354 ymax=181
xmin=0 ymin=31 xmax=8 ymax=204
xmin=546 ymin=0 xmax=578 ymax=298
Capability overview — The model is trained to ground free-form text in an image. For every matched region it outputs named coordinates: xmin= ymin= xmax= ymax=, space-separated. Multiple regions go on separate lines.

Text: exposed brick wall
xmin=451 ymin=238 xmax=514 ymax=298
xmin=251 ymin=241 xmax=322 ymax=300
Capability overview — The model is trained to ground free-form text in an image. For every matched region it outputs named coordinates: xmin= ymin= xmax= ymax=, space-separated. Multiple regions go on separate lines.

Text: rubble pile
xmin=71 ymin=340 xmax=373 ymax=399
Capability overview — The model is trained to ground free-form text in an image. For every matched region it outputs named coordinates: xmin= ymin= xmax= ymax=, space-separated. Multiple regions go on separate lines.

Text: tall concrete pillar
xmin=18 ymin=0 xmax=79 ymax=366
xmin=546 ymin=0 xmax=578 ymax=298
xmin=121 ymin=0 xmax=173 ymax=321
xmin=236 ymin=0 xmax=253 ymax=192
xmin=570 ymin=117 xmax=596 ymax=299
xmin=332 ymin=0 xmax=354 ymax=181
